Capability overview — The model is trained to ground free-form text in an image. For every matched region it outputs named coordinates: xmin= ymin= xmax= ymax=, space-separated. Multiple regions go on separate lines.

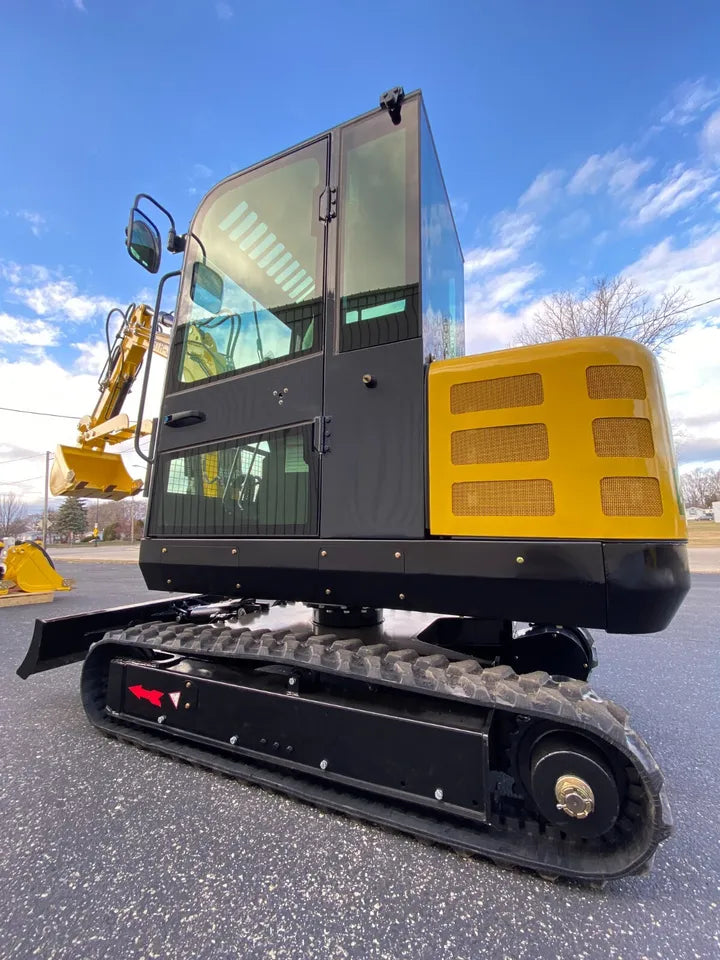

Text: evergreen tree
xmin=54 ymin=498 xmax=88 ymax=542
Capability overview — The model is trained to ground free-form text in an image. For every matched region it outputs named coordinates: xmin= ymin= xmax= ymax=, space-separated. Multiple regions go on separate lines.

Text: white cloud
xmin=464 ymin=245 xmax=518 ymax=274
xmin=1 ymin=262 xmax=116 ymax=323
xmin=628 ymin=164 xmax=717 ymax=226
xmin=624 ymin=228 xmax=720 ymax=306
xmin=568 ymin=149 xmax=653 ymax=196
xmin=0 ymin=313 xmax=59 ymax=347
xmin=700 ymin=109 xmax=720 ymax=163
xmin=16 ymin=210 xmax=47 ymax=237
xmin=494 ymin=210 xmax=538 ymax=249
xmin=215 ymin=2 xmax=233 ymax=19
xmin=660 ymin=78 xmax=720 ymax=127
xmin=464 ymin=267 xmax=542 ymax=354
xmin=518 ymin=169 xmax=564 ymax=208
xmin=72 ymin=0 xmax=86 ymax=10
xmin=0 ymin=345 xmax=168 ymax=501
xmin=622 ymin=231 xmax=720 ymax=459
xmin=72 ymin=340 xmax=109 ymax=374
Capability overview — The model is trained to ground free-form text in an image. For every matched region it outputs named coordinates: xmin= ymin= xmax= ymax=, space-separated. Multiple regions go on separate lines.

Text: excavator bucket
xmin=2 ymin=542 xmax=72 ymax=594
xmin=50 ymin=444 xmax=143 ymax=501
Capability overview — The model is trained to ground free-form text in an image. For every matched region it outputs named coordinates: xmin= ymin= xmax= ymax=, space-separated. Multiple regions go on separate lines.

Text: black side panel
xmin=321 ymin=337 xmax=426 ymax=538
xmin=603 ymin=541 xmax=690 ymax=633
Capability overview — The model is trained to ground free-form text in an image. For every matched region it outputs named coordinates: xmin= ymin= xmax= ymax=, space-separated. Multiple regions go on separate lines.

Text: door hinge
xmin=312 ymin=415 xmax=332 ymax=454
xmin=318 ymin=186 xmax=337 ymax=223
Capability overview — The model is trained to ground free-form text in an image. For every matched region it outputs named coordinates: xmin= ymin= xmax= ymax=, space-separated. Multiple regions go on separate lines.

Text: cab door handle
xmin=163 ymin=410 xmax=206 ymax=428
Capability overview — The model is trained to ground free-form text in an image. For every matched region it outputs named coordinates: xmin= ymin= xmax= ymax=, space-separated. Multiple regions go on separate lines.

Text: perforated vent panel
xmin=586 ymin=365 xmax=646 ymax=399
xmin=452 ymin=479 xmax=555 ymax=516
xmin=451 ymin=423 xmax=549 ymax=464
xmin=451 ymin=373 xmax=543 ymax=413
xmin=600 ymin=477 xmax=662 ymax=516
xmin=593 ymin=418 xmax=654 ymax=458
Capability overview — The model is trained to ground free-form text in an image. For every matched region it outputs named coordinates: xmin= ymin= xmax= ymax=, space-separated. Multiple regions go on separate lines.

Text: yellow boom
xmin=50 ymin=304 xmax=170 ymax=501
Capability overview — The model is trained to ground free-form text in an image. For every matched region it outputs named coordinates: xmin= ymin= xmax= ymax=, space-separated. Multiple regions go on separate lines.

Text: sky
xmin=1 ymin=0 xmax=720 ymax=506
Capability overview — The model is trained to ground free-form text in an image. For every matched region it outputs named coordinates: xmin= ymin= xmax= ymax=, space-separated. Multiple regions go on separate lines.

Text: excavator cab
xmin=133 ymin=87 xmax=687 ymax=634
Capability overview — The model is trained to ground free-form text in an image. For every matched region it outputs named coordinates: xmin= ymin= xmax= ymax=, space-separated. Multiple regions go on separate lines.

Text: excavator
xmin=17 ymin=88 xmax=690 ymax=883
xmin=50 ymin=301 xmax=172 ymax=501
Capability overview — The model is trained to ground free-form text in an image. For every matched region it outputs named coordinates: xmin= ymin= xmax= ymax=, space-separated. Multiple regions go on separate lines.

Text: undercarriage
xmin=35 ymin=597 xmax=671 ymax=883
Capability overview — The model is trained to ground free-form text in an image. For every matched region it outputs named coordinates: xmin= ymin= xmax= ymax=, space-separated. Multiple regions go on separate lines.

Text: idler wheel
xmin=529 ymin=732 xmax=620 ymax=838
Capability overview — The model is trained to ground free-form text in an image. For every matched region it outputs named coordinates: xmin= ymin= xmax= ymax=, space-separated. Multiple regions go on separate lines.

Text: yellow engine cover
xmin=427 ymin=337 xmax=686 ymax=541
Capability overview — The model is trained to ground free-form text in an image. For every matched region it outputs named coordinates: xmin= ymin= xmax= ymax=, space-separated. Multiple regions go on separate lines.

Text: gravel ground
xmin=1 ymin=563 xmax=719 ymax=960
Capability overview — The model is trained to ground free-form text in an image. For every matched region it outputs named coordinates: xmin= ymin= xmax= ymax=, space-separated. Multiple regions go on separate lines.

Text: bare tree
xmin=0 ymin=493 xmax=28 ymax=538
xmin=680 ymin=467 xmax=720 ymax=508
xmin=516 ymin=277 xmax=691 ymax=356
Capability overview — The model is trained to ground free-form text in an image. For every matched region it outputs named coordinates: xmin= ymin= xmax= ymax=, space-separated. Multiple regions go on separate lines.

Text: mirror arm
xmin=132 ymin=193 xmax=187 ymax=256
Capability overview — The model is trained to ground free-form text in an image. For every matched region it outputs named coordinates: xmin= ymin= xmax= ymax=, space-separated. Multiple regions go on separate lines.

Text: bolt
xmin=185 ymin=681 xmax=192 ymax=688
xmin=230 ymin=735 xmax=238 ymax=745
xmin=166 ymin=579 xmax=172 ymax=585
xmin=260 ymin=737 xmax=268 ymax=745
xmin=272 ymin=741 xmax=280 ymax=750
xmin=161 ymin=547 xmax=167 ymax=554
xmin=158 ymin=715 xmax=167 ymax=725
xmin=283 ymin=388 xmax=289 ymax=394
xmin=184 ymin=703 xmax=190 ymax=710
xmin=321 ymin=550 xmax=327 ymax=558
xmin=516 ymin=556 xmax=525 ymax=564
xmin=434 ymin=788 xmax=444 ymax=801
xmin=235 ymin=583 xmax=241 ymax=589
xmin=273 ymin=390 xmax=278 ymax=397
xmin=278 ymin=399 xmax=284 ymax=405
xmin=320 ymin=759 xmax=328 ymax=770
xmin=394 ymin=551 xmax=402 ymax=559
xmin=231 ymin=548 xmax=237 ymax=555
xmin=398 ymin=593 xmax=405 ymax=601
xmin=325 ymin=588 xmax=332 ymax=596
xmin=285 ymin=745 xmax=294 ymax=754
xmin=288 ymin=677 xmax=297 ymax=687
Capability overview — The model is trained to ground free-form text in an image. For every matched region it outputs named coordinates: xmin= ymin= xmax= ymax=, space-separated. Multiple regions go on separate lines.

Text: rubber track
xmin=82 ymin=621 xmax=672 ymax=882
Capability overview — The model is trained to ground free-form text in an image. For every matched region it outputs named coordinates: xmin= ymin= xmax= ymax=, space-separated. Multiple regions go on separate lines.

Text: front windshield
xmin=172 ymin=139 xmax=327 ymax=388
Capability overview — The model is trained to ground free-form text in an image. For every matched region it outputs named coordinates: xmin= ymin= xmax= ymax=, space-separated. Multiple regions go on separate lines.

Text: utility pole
xmin=42 ymin=451 xmax=50 ymax=548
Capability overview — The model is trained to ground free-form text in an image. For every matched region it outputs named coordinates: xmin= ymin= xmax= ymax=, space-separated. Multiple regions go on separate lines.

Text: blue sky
xmin=2 ymin=0 xmax=720 ymax=501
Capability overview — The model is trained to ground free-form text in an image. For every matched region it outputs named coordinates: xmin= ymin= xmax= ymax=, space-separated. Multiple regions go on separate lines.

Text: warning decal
xmin=128 ymin=685 xmax=164 ymax=708
xmin=169 ymin=691 xmax=181 ymax=709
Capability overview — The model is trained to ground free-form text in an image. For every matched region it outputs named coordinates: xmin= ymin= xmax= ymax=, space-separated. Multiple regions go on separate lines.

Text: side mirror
xmin=190 ymin=261 xmax=224 ymax=314
xmin=127 ymin=207 xmax=162 ymax=274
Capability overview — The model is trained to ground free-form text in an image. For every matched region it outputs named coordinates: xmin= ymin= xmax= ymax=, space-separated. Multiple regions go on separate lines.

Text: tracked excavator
xmin=18 ymin=89 xmax=690 ymax=882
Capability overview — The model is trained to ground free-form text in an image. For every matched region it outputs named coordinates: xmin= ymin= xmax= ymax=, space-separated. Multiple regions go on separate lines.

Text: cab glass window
xmin=170 ymin=140 xmax=327 ymax=390
xmin=337 ymin=105 xmax=419 ymax=352
xmin=420 ymin=107 xmax=465 ymax=361
xmin=148 ymin=424 xmax=318 ymax=537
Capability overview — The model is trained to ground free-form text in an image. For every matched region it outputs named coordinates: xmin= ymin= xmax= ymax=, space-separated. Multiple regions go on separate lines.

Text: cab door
xmin=321 ymin=98 xmax=426 ymax=539
xmin=149 ymin=136 xmax=330 ymax=541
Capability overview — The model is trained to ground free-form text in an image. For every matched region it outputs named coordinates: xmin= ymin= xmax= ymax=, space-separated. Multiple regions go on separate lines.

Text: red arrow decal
xmin=128 ymin=684 xmax=164 ymax=708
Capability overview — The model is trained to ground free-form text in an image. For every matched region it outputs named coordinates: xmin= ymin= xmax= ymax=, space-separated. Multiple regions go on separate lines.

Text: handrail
xmin=134 ymin=270 xmax=181 ymax=465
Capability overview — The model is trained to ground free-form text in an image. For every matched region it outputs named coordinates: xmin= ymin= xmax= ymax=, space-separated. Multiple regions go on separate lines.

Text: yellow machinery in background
xmin=50 ymin=303 xmax=171 ymax=501
xmin=0 ymin=541 xmax=73 ymax=601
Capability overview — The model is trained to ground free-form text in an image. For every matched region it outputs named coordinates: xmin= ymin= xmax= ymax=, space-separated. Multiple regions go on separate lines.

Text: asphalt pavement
xmin=1 ymin=563 xmax=719 ymax=960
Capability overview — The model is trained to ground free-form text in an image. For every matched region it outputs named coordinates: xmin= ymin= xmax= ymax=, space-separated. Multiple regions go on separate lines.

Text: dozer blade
xmin=50 ymin=444 xmax=143 ymax=501
xmin=3 ymin=542 xmax=72 ymax=594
